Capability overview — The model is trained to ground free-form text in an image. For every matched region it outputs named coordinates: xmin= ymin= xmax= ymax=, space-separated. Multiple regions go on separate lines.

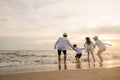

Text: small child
xmin=84 ymin=37 xmax=95 ymax=62
xmin=73 ymin=44 xmax=84 ymax=68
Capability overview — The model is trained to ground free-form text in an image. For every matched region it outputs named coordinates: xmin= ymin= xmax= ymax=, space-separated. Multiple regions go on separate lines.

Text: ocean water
xmin=0 ymin=48 xmax=120 ymax=67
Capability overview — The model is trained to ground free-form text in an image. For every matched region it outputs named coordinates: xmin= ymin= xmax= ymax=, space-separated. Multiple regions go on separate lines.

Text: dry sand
xmin=0 ymin=67 xmax=120 ymax=80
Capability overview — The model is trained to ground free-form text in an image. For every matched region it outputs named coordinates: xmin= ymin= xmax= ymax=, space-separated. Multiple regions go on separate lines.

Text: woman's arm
xmin=91 ymin=42 xmax=95 ymax=48
xmin=104 ymin=43 xmax=112 ymax=46
xmin=84 ymin=42 xmax=86 ymax=48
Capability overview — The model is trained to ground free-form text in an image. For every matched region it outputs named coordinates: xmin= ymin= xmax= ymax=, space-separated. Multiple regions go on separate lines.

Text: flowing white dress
xmin=84 ymin=43 xmax=94 ymax=52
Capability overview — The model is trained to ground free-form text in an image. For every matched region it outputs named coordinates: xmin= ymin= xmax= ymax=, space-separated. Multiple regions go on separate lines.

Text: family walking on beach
xmin=54 ymin=33 xmax=111 ymax=69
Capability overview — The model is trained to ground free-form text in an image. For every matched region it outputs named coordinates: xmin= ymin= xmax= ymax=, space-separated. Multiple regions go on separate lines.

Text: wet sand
xmin=0 ymin=67 xmax=120 ymax=80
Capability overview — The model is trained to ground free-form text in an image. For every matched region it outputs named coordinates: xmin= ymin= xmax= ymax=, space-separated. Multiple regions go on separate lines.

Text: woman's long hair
xmin=85 ymin=37 xmax=91 ymax=45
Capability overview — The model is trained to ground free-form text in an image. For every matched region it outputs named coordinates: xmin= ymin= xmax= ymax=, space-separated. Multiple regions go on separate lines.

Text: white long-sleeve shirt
xmin=95 ymin=40 xmax=106 ymax=49
xmin=55 ymin=37 xmax=72 ymax=50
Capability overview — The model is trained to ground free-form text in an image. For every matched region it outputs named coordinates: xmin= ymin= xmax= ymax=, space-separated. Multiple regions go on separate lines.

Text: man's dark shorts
xmin=58 ymin=50 xmax=66 ymax=56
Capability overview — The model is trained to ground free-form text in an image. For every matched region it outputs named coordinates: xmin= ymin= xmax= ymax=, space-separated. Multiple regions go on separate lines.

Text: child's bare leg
xmin=88 ymin=61 xmax=90 ymax=68
xmin=91 ymin=51 xmax=95 ymax=62
xmin=75 ymin=57 xmax=77 ymax=63
xmin=75 ymin=57 xmax=78 ymax=68
xmin=77 ymin=58 xmax=80 ymax=63
xmin=87 ymin=51 xmax=90 ymax=62
xmin=76 ymin=58 xmax=80 ymax=68
xmin=75 ymin=57 xmax=79 ymax=63
xmin=78 ymin=59 xmax=81 ymax=68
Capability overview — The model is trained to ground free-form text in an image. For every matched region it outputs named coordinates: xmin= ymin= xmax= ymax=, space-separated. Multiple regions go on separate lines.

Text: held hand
xmin=72 ymin=47 xmax=75 ymax=51
xmin=108 ymin=44 xmax=112 ymax=46
xmin=72 ymin=47 xmax=74 ymax=49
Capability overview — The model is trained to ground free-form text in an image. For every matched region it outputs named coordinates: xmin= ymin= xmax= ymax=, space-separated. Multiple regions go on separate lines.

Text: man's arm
xmin=66 ymin=39 xmax=73 ymax=48
xmin=54 ymin=38 xmax=60 ymax=49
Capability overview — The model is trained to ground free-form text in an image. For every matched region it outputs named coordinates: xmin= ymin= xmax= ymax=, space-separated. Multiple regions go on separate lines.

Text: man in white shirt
xmin=54 ymin=33 xmax=72 ymax=68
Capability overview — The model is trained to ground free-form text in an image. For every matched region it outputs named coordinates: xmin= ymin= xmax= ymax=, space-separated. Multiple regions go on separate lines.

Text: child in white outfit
xmin=73 ymin=44 xmax=84 ymax=68
xmin=84 ymin=37 xmax=95 ymax=62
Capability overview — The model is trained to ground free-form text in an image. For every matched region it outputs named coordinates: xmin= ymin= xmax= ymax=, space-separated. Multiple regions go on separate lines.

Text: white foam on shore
xmin=0 ymin=50 xmax=120 ymax=67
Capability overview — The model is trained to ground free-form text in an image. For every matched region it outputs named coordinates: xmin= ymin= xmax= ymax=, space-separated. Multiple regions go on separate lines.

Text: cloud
xmin=0 ymin=35 xmax=55 ymax=50
xmin=0 ymin=0 xmax=120 ymax=49
xmin=0 ymin=35 xmax=31 ymax=50
xmin=94 ymin=25 xmax=120 ymax=34
xmin=0 ymin=0 xmax=61 ymax=26
xmin=0 ymin=18 xmax=8 ymax=22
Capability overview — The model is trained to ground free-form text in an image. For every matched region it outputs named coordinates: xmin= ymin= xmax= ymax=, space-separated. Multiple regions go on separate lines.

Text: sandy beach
xmin=0 ymin=67 xmax=120 ymax=80
xmin=0 ymin=60 xmax=120 ymax=80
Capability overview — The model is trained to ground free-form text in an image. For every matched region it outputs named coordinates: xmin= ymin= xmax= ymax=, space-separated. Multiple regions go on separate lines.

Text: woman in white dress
xmin=93 ymin=36 xmax=111 ymax=62
xmin=84 ymin=37 xmax=95 ymax=62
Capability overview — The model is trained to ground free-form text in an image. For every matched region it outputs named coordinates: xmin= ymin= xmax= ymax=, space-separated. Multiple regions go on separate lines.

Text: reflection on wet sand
xmin=76 ymin=62 xmax=81 ymax=69
xmin=58 ymin=64 xmax=61 ymax=70
xmin=88 ymin=62 xmax=96 ymax=69
xmin=99 ymin=61 xmax=103 ymax=67
xmin=58 ymin=63 xmax=67 ymax=70
xmin=58 ymin=60 xmax=120 ymax=70
xmin=64 ymin=64 xmax=67 ymax=70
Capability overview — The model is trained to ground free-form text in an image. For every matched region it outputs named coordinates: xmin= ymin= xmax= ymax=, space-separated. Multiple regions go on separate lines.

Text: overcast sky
xmin=0 ymin=0 xmax=120 ymax=50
